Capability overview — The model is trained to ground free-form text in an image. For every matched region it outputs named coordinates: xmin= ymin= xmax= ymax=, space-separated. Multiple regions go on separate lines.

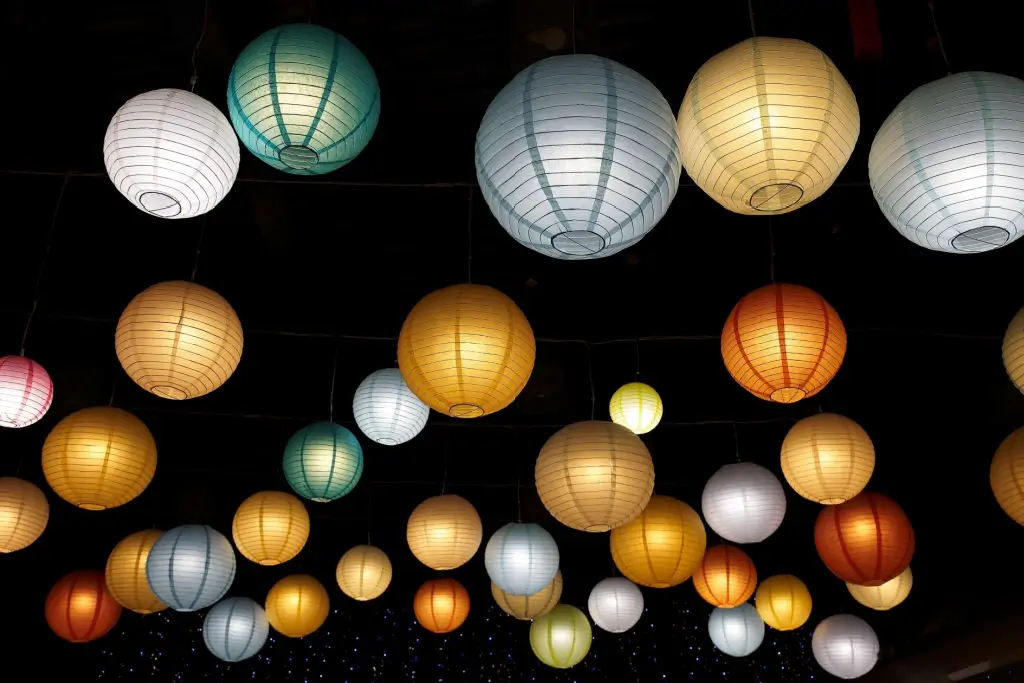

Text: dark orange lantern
xmin=814 ymin=492 xmax=914 ymax=586
xmin=45 ymin=570 xmax=122 ymax=642
xmin=414 ymin=578 xmax=470 ymax=634
xmin=693 ymin=544 xmax=757 ymax=608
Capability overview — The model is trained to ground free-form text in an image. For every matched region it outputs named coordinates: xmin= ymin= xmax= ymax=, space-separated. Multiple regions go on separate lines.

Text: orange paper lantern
xmin=693 ymin=544 xmax=757 ymax=608
xmin=265 ymin=574 xmax=330 ymax=638
xmin=610 ymin=495 xmax=706 ymax=588
xmin=814 ymin=492 xmax=914 ymax=586
xmin=45 ymin=570 xmax=122 ymax=643
xmin=990 ymin=427 xmax=1024 ymax=526
xmin=414 ymin=578 xmax=470 ymax=633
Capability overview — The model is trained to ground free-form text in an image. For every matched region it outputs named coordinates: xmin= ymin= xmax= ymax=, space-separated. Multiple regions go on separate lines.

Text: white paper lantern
xmin=202 ymin=597 xmax=269 ymax=662
xmin=812 ymin=614 xmax=879 ymax=679
xmin=352 ymin=368 xmax=429 ymax=445
xmin=484 ymin=522 xmax=559 ymax=596
xmin=475 ymin=54 xmax=681 ymax=260
xmin=869 ymin=72 xmax=1024 ymax=253
xmin=708 ymin=603 xmax=764 ymax=657
xmin=146 ymin=524 xmax=236 ymax=611
xmin=587 ymin=577 xmax=644 ymax=633
xmin=103 ymin=89 xmax=239 ymax=219
xmin=0 ymin=355 xmax=53 ymax=428
xmin=702 ymin=463 xmax=786 ymax=544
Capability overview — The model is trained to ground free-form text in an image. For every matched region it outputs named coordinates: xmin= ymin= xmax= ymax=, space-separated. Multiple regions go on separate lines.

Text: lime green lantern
xmin=283 ymin=422 xmax=363 ymax=502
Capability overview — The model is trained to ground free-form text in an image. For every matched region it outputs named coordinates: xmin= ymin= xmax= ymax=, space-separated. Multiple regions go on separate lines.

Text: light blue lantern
xmin=283 ymin=422 xmax=363 ymax=502
xmin=708 ymin=603 xmax=764 ymax=658
xmin=484 ymin=522 xmax=559 ymax=596
xmin=203 ymin=597 xmax=269 ymax=662
xmin=227 ymin=23 xmax=380 ymax=175
xmin=146 ymin=524 xmax=236 ymax=611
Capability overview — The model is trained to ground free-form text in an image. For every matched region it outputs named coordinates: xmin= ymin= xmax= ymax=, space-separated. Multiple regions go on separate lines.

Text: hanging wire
xmin=440 ymin=451 xmax=449 ymax=494
xmin=20 ymin=174 xmax=71 ymax=356
xmin=466 ymin=188 xmax=474 ymax=283
xmin=585 ymin=342 xmax=596 ymax=419
xmin=108 ymin=358 xmax=118 ymax=407
xmin=634 ymin=338 xmax=641 ymax=380
xmin=328 ymin=341 xmax=340 ymax=422
xmin=768 ymin=217 xmax=777 ymax=283
xmin=732 ymin=422 xmax=742 ymax=462
xmin=308 ymin=0 xmax=317 ymax=23
xmin=748 ymin=0 xmax=758 ymax=37
xmin=515 ymin=468 xmax=522 ymax=523
xmin=927 ymin=1 xmax=953 ymax=75
xmin=189 ymin=216 xmax=207 ymax=281
xmin=190 ymin=0 xmax=210 ymax=91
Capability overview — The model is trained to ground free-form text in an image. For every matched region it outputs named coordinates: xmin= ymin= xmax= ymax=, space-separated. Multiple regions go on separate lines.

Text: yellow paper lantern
xmin=536 ymin=420 xmax=655 ymax=532
xmin=1003 ymin=308 xmax=1024 ymax=393
xmin=608 ymin=382 xmax=664 ymax=434
xmin=406 ymin=494 xmax=483 ymax=570
xmin=492 ymin=570 xmax=562 ymax=620
xmin=115 ymin=280 xmax=244 ymax=400
xmin=610 ymin=495 xmax=706 ymax=588
xmin=336 ymin=545 xmax=392 ymax=601
xmin=755 ymin=574 xmax=812 ymax=631
xmin=265 ymin=574 xmax=329 ymax=638
xmin=105 ymin=530 xmax=167 ymax=614
xmin=42 ymin=406 xmax=157 ymax=510
xmin=414 ymin=578 xmax=471 ymax=633
xmin=992 ymin=426 xmax=1024 ymax=526
xmin=397 ymin=284 xmax=535 ymax=418
xmin=530 ymin=604 xmax=592 ymax=669
xmin=847 ymin=567 xmax=912 ymax=611
xmin=232 ymin=491 xmax=310 ymax=566
xmin=0 ymin=476 xmax=48 ymax=553
xmin=780 ymin=413 xmax=874 ymax=504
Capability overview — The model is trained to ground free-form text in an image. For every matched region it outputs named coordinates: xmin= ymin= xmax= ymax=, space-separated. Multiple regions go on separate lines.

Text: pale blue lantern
xmin=708 ymin=603 xmax=764 ymax=657
xmin=203 ymin=597 xmax=269 ymax=662
xmin=146 ymin=524 xmax=236 ymax=611
xmin=484 ymin=522 xmax=559 ymax=596
xmin=283 ymin=422 xmax=363 ymax=502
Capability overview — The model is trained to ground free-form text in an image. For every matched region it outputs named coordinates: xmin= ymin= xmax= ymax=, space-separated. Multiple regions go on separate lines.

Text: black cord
xmin=20 ymin=174 xmax=70 ymax=356
xmin=190 ymin=0 xmax=210 ymax=91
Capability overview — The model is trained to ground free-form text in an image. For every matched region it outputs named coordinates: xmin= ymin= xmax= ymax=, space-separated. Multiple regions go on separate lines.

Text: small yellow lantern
xmin=781 ymin=413 xmax=874 ymax=504
xmin=847 ymin=567 xmax=912 ymax=611
xmin=610 ymin=494 xmax=706 ymax=588
xmin=232 ymin=491 xmax=310 ymax=566
xmin=336 ymin=545 xmax=392 ymax=601
xmin=406 ymin=494 xmax=482 ymax=570
xmin=105 ymin=529 xmax=167 ymax=614
xmin=0 ymin=476 xmax=49 ymax=553
xmin=991 ymin=426 xmax=1024 ymax=526
xmin=530 ymin=604 xmax=592 ymax=669
xmin=608 ymin=382 xmax=663 ymax=434
xmin=755 ymin=574 xmax=812 ymax=631
xmin=265 ymin=574 xmax=329 ymax=638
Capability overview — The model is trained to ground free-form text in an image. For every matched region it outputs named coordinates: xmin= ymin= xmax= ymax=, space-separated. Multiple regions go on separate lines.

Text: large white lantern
xmin=812 ymin=614 xmax=879 ymax=679
xmin=202 ymin=597 xmax=269 ymax=662
xmin=352 ymin=368 xmax=429 ymax=445
xmin=475 ymin=54 xmax=681 ymax=260
xmin=869 ymin=72 xmax=1024 ymax=253
xmin=708 ymin=603 xmax=764 ymax=657
xmin=587 ymin=577 xmax=644 ymax=633
xmin=146 ymin=524 xmax=236 ymax=611
xmin=103 ymin=89 xmax=239 ymax=219
xmin=484 ymin=522 xmax=559 ymax=596
xmin=702 ymin=463 xmax=786 ymax=544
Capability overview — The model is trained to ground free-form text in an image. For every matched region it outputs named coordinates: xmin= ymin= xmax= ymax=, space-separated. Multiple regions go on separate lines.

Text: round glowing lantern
xmin=847 ymin=567 xmax=912 ymax=611
xmin=283 ymin=422 xmax=363 ymax=502
xmin=536 ymin=420 xmax=655 ymax=532
xmin=42 ymin=406 xmax=157 ymax=510
xmin=336 ymin=545 xmax=392 ymax=601
xmin=1003 ymin=308 xmax=1024 ymax=395
xmin=492 ymin=570 xmax=562 ymax=620
xmin=530 ymin=604 xmax=592 ymax=668
xmin=0 ymin=476 xmax=48 ymax=553
xmin=693 ymin=544 xmax=757 ymax=608
xmin=232 ymin=491 xmax=309 ymax=566
xmin=352 ymin=368 xmax=428 ymax=445
xmin=992 ymin=426 xmax=1024 ymax=525
xmin=485 ymin=522 xmax=559 ymax=596
xmin=227 ymin=24 xmax=379 ymax=175
xmin=414 ymin=578 xmax=470 ymax=634
xmin=815 ymin=492 xmax=914 ymax=586
xmin=708 ymin=603 xmax=764 ymax=657
xmin=406 ymin=494 xmax=483 ymax=570
xmin=702 ymin=463 xmax=786 ymax=544
xmin=610 ymin=494 xmax=706 ymax=588
xmin=203 ymin=597 xmax=269 ymax=662
xmin=104 ymin=89 xmax=239 ymax=218
xmin=266 ymin=574 xmax=330 ymax=637
xmin=105 ymin=530 xmax=167 ymax=614
xmin=780 ymin=413 xmax=874 ymax=504
xmin=0 ymin=355 xmax=53 ymax=428
xmin=755 ymin=574 xmax=812 ymax=631
xmin=45 ymin=570 xmax=122 ymax=643
xmin=812 ymin=614 xmax=879 ymax=679
xmin=608 ymin=382 xmax=664 ymax=434
xmin=146 ymin=524 xmax=236 ymax=611
xmin=588 ymin=577 xmax=644 ymax=633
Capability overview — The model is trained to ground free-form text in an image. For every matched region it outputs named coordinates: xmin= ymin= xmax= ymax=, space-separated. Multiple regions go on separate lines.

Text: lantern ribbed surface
xmin=610 ymin=495 xmax=706 ymax=588
xmin=41 ymin=406 xmax=157 ymax=511
xmin=780 ymin=413 xmax=874 ymax=504
xmin=45 ymin=570 xmax=122 ymax=643
xmin=475 ymin=54 xmax=681 ymax=260
xmin=105 ymin=530 xmax=167 ymax=614
xmin=414 ymin=578 xmax=470 ymax=634
xmin=722 ymin=283 xmax=847 ymax=404
xmin=755 ymin=574 xmax=812 ymax=631
xmin=103 ymin=88 xmax=239 ymax=218
xmin=847 ymin=567 xmax=912 ymax=611
xmin=283 ymin=422 xmax=363 ymax=502
xmin=868 ymin=72 xmax=1024 ymax=253
xmin=0 ymin=355 xmax=53 ymax=428
xmin=530 ymin=604 xmax=592 ymax=669
xmin=232 ymin=491 xmax=310 ymax=566
xmin=203 ymin=597 xmax=269 ymax=662
xmin=146 ymin=524 xmax=236 ymax=611
xmin=336 ymin=545 xmax=392 ymax=601
xmin=485 ymin=522 xmax=560 ymax=596
xmin=536 ymin=420 xmax=655 ymax=532
xmin=266 ymin=574 xmax=330 ymax=638
xmin=708 ymin=603 xmax=765 ymax=657
xmin=702 ymin=463 xmax=786 ymax=544
xmin=588 ymin=577 xmax=644 ymax=633
xmin=608 ymin=382 xmax=664 ymax=434
xmin=815 ymin=492 xmax=914 ymax=586
xmin=1002 ymin=308 xmax=1024 ymax=395
xmin=227 ymin=24 xmax=380 ymax=176
xmin=0 ymin=476 xmax=48 ymax=553
xmin=693 ymin=544 xmax=757 ymax=608
xmin=812 ymin=614 xmax=879 ymax=680
xmin=678 ymin=37 xmax=859 ymax=215
xmin=116 ymin=280 xmax=243 ymax=400
xmin=398 ymin=284 xmax=535 ymax=418
xmin=406 ymin=494 xmax=483 ymax=570
xmin=492 ymin=570 xmax=562 ymax=620
xmin=991 ymin=426 xmax=1024 ymax=525
xmin=352 ymin=368 xmax=429 ymax=445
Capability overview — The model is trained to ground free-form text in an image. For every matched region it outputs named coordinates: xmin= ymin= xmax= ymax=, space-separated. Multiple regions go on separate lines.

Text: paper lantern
xmin=492 ymin=570 xmax=562 ymax=620
xmin=812 ymin=614 xmax=879 ymax=679
xmin=283 ymin=422 xmax=363 ymax=502
xmin=1003 ymin=308 xmax=1024 ymax=395
xmin=847 ymin=567 xmax=912 ymax=611
xmin=608 ymin=382 xmax=663 ymax=434
xmin=693 ymin=544 xmax=757 ymax=608
xmin=336 ymin=545 xmax=392 ymax=601
xmin=536 ymin=420 xmax=655 ymax=532
xmin=485 ymin=522 xmax=559 ymax=596
xmin=0 ymin=355 xmax=53 ymax=428
xmin=42 ymin=406 xmax=157 ymax=510
xmin=116 ymin=280 xmax=243 ymax=400
xmin=708 ymin=603 xmax=764 ymax=657
xmin=780 ymin=413 xmax=874 ymax=504
xmin=991 ymin=426 xmax=1024 ymax=525
xmin=146 ymin=524 xmax=236 ymax=611
xmin=232 ymin=490 xmax=310 ymax=566
xmin=45 ymin=570 xmax=122 ymax=643
xmin=869 ymin=72 xmax=1024 ymax=253
xmin=105 ymin=530 xmax=167 ymax=614
xmin=530 ymin=604 xmax=592 ymax=668
xmin=406 ymin=494 xmax=483 ymax=570
xmin=266 ymin=574 xmax=330 ymax=637
xmin=414 ymin=578 xmax=470 ymax=634
xmin=610 ymin=494 xmax=706 ymax=588
xmin=398 ymin=284 xmax=535 ymax=418
xmin=678 ymin=37 xmax=859 ymax=215
xmin=203 ymin=597 xmax=269 ymax=662
xmin=815 ymin=492 xmax=914 ymax=586
xmin=475 ymin=54 xmax=681 ymax=260
xmin=702 ymin=463 xmax=786 ymax=544
xmin=588 ymin=577 xmax=644 ymax=633
xmin=0 ymin=476 xmax=48 ymax=553
xmin=227 ymin=24 xmax=379 ymax=175
xmin=755 ymin=574 xmax=812 ymax=631
xmin=352 ymin=368 xmax=429 ymax=445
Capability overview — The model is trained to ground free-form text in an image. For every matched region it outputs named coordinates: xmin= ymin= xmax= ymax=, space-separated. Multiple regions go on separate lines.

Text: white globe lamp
xmin=484 ymin=522 xmax=559 ymax=596
xmin=352 ymin=368 xmax=428 ymax=445
xmin=587 ymin=577 xmax=644 ymax=633
xmin=812 ymin=614 xmax=880 ymax=679
xmin=702 ymin=463 xmax=786 ymax=543
xmin=145 ymin=524 xmax=236 ymax=611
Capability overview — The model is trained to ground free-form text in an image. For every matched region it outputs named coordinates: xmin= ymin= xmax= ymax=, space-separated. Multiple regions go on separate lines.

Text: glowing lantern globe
xmin=702 ymin=463 xmax=786 ymax=544
xmin=610 ymin=494 xmax=706 ymax=588
xmin=414 ymin=578 xmax=470 ymax=634
xmin=352 ymin=368 xmax=428 ymax=445
xmin=146 ymin=524 xmax=236 ymax=611
xmin=693 ymin=544 xmax=757 ymax=608
xmin=232 ymin=491 xmax=310 ymax=566
xmin=203 ymin=597 xmax=269 ymax=662
xmin=812 ymin=614 xmax=879 ymax=679
xmin=0 ymin=476 xmax=48 ymax=553
xmin=991 ymin=426 xmax=1024 ymax=525
xmin=492 ymin=571 xmax=562 ymax=620
xmin=406 ymin=494 xmax=483 ymax=570
xmin=815 ymin=492 xmax=914 ymax=586
xmin=336 ymin=545 xmax=392 ymax=601
xmin=780 ymin=413 xmax=874 ymax=504
xmin=847 ymin=567 xmax=912 ymax=611
xmin=1003 ymin=308 xmax=1024 ymax=395
xmin=283 ymin=422 xmax=363 ymax=502
xmin=45 ymin=570 xmax=122 ymax=643
xmin=608 ymin=382 xmax=664 ymax=434
xmin=266 ymin=574 xmax=330 ymax=637
xmin=485 ymin=522 xmax=559 ymax=596
xmin=588 ymin=577 xmax=644 ymax=633
xmin=708 ymin=603 xmax=764 ymax=657
xmin=756 ymin=574 xmax=812 ymax=631
xmin=0 ymin=355 xmax=53 ymax=428
xmin=105 ymin=530 xmax=167 ymax=614
xmin=530 ymin=604 xmax=592 ymax=668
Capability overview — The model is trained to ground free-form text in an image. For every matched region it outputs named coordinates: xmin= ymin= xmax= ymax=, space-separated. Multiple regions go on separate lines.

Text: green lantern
xmin=283 ymin=422 xmax=363 ymax=502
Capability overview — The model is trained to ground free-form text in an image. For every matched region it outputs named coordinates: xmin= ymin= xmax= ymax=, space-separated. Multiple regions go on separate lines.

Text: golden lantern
xmin=755 ymin=574 xmax=812 ymax=631
xmin=265 ymin=574 xmax=330 ymax=638
xmin=414 ymin=578 xmax=470 ymax=634
xmin=693 ymin=544 xmax=757 ymax=608
xmin=608 ymin=382 xmax=664 ymax=434
xmin=0 ymin=476 xmax=48 ymax=553
xmin=1002 ymin=307 xmax=1024 ymax=393
xmin=847 ymin=567 xmax=912 ymax=611
xmin=336 ymin=545 xmax=392 ymax=601
xmin=530 ymin=604 xmax=592 ymax=669
xmin=231 ymin=491 xmax=310 ymax=566
xmin=610 ymin=494 xmax=706 ymax=588
xmin=41 ymin=406 xmax=157 ymax=510
xmin=815 ymin=492 xmax=914 ymax=586
xmin=45 ymin=570 xmax=123 ymax=643
xmin=492 ymin=570 xmax=562 ymax=620
xmin=722 ymin=283 xmax=846 ymax=403
xmin=536 ymin=420 xmax=655 ymax=532
xmin=115 ymin=280 xmax=244 ymax=400
xmin=105 ymin=530 xmax=167 ymax=614
xmin=406 ymin=494 xmax=483 ymax=570
xmin=677 ymin=37 xmax=859 ymax=215
xmin=397 ymin=284 xmax=535 ymax=418
xmin=780 ymin=413 xmax=874 ymax=504
xmin=991 ymin=426 xmax=1024 ymax=526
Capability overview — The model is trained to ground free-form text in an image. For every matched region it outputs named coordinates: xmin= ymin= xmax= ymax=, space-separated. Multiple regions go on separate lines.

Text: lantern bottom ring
xmin=310 ymin=496 xmax=331 ymax=503
xmin=152 ymin=385 xmax=188 ymax=400
xmin=750 ymin=182 xmax=804 ymax=212
xmin=952 ymin=225 xmax=1009 ymax=252
xmin=584 ymin=523 xmax=612 ymax=532
xmin=769 ymin=386 xmax=806 ymax=403
xmin=376 ymin=437 xmax=398 ymax=445
xmin=551 ymin=230 xmax=607 ymax=256
xmin=449 ymin=403 xmax=484 ymax=418
xmin=280 ymin=145 xmax=320 ymax=171
xmin=138 ymin=191 xmax=183 ymax=218
xmin=80 ymin=502 xmax=106 ymax=511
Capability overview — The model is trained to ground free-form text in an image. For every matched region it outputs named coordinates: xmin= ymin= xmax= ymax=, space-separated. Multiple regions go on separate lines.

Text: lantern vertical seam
xmin=266 ymin=29 xmax=292 ymax=149
xmin=302 ymin=33 xmax=342 ymax=148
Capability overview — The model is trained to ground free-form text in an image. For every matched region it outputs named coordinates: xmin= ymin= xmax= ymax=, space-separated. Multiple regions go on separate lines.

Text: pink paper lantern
xmin=0 ymin=355 xmax=54 ymax=428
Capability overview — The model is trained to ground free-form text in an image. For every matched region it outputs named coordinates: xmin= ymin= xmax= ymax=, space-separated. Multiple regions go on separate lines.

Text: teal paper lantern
xmin=227 ymin=24 xmax=380 ymax=175
xmin=283 ymin=422 xmax=364 ymax=502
